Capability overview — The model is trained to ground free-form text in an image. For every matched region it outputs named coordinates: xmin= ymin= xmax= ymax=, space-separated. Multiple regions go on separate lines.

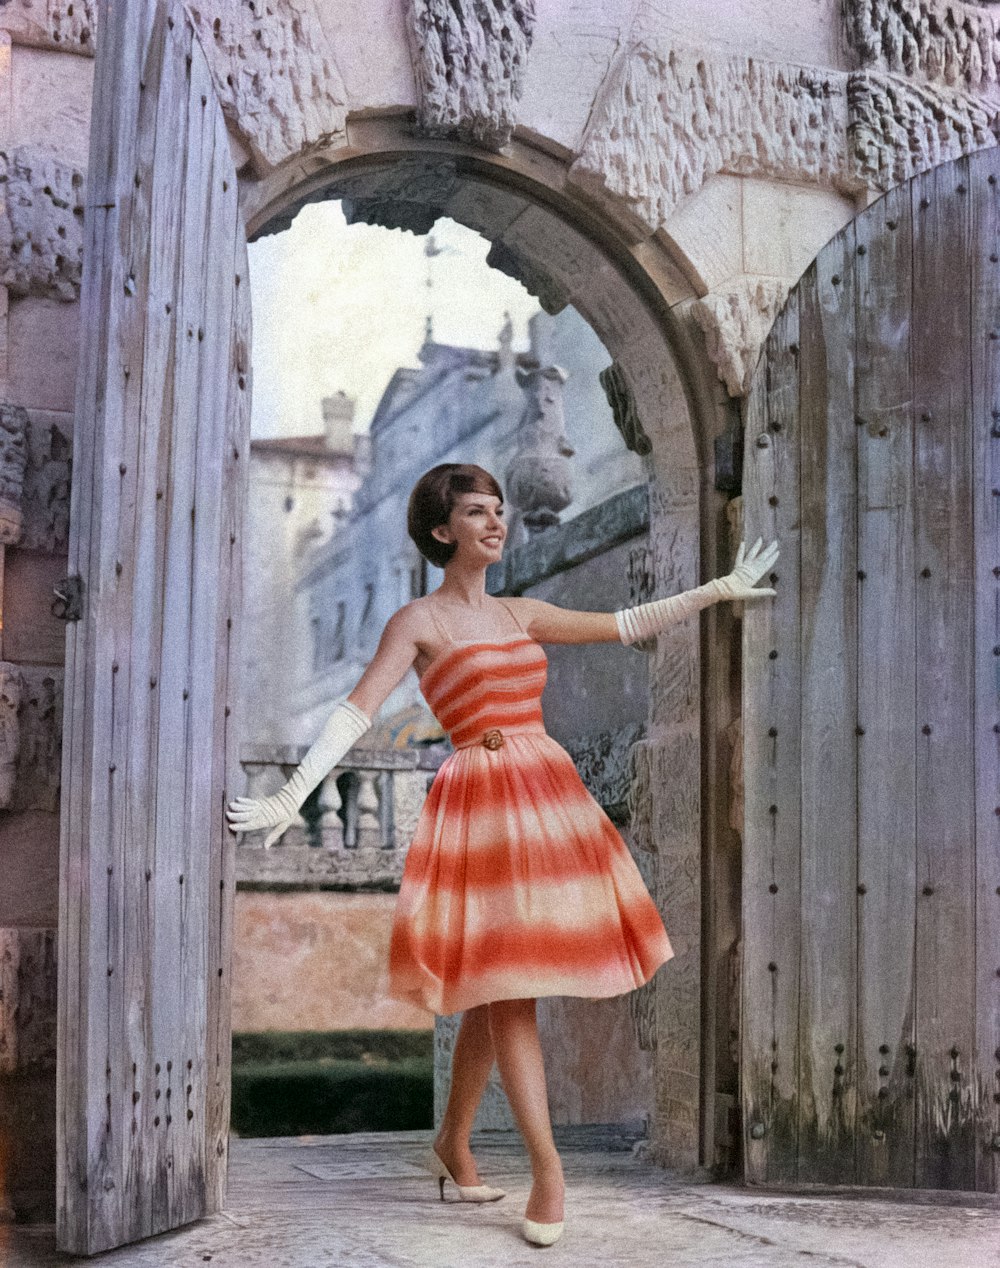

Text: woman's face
xmin=433 ymin=492 xmax=507 ymax=565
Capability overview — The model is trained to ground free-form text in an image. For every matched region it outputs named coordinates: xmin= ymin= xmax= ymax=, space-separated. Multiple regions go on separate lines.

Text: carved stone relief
xmin=406 ymin=0 xmax=536 ymax=150
xmin=485 ymin=239 xmax=569 ymax=315
xmin=0 ymin=664 xmax=61 ymax=812
xmin=0 ymin=928 xmax=58 ymax=1073
xmin=0 ymin=147 xmax=84 ymax=302
xmin=504 ymin=364 xmax=574 ymax=534
xmin=0 ymin=665 xmax=22 ymax=808
xmin=689 ymin=277 xmax=790 ymax=398
xmin=845 ymin=0 xmax=1000 ymax=96
xmin=184 ymin=2 xmax=348 ymax=170
xmin=599 ymin=361 xmax=653 ymax=457
xmin=848 ymin=69 xmax=1000 ymax=189
xmin=0 ymin=405 xmax=28 ymax=546
xmin=21 ymin=413 xmax=70 ymax=554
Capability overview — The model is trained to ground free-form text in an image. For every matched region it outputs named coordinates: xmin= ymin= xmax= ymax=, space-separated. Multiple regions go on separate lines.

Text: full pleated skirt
xmin=386 ymin=733 xmax=674 ymax=1016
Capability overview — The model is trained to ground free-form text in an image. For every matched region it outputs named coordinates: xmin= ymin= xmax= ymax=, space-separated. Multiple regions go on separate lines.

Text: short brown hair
xmin=407 ymin=464 xmax=504 ymax=568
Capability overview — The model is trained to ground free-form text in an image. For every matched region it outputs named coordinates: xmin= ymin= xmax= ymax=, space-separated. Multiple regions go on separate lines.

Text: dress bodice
xmin=419 ymin=634 xmax=549 ymax=750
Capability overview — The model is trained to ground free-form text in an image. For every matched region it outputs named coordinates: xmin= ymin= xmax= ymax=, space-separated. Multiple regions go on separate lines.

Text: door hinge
xmin=52 ymin=574 xmax=84 ymax=622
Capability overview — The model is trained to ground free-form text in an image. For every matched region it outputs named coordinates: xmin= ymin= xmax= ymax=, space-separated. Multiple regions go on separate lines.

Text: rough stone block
xmin=741 ymin=176 xmax=856 ymax=281
xmin=0 ymin=146 xmax=84 ymax=302
xmin=688 ymin=276 xmax=791 ymax=398
xmin=572 ymin=42 xmax=855 ymax=235
xmin=11 ymin=44 xmax=93 ymax=166
xmin=0 ymin=0 xmax=95 ymax=56
xmin=2 ymin=548 xmax=68 ymax=665
xmin=661 ymin=174 xmax=744 ymax=294
xmin=181 ymin=2 xmax=349 ymax=171
xmin=0 ymin=810 xmax=59 ymax=925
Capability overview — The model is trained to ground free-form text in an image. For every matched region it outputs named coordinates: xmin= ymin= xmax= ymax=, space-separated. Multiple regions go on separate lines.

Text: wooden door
xmin=56 ymin=1 xmax=250 ymax=1253
xmin=741 ymin=146 xmax=1000 ymax=1192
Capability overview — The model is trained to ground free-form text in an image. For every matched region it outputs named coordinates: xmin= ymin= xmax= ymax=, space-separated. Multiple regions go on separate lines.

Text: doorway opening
xmin=233 ymin=125 xmax=741 ymax=1172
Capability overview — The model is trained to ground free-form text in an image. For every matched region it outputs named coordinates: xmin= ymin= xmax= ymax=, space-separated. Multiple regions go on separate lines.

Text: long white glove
xmin=226 ymin=699 xmax=372 ymax=849
xmin=614 ymin=537 xmax=779 ymax=646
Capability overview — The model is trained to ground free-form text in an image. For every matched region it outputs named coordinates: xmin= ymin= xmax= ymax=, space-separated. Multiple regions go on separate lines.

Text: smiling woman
xmin=226 ymin=459 xmax=776 ymax=1245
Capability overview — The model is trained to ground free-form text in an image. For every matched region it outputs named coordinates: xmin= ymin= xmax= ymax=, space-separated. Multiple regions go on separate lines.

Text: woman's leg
xmin=433 ymin=1004 xmax=496 ymax=1184
xmin=487 ymin=997 xmax=564 ymax=1223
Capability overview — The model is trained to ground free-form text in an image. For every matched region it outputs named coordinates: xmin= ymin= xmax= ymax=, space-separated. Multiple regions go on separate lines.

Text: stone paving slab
xmin=3 ymin=1128 xmax=1000 ymax=1267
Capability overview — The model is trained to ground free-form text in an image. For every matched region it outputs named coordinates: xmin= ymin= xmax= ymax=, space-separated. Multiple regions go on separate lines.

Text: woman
xmin=226 ymin=462 xmax=778 ymax=1247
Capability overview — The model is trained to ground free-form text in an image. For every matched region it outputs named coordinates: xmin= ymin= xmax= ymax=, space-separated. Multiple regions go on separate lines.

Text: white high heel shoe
xmin=522 ymin=1215 xmax=564 ymax=1246
xmin=421 ymin=1146 xmax=506 ymax=1202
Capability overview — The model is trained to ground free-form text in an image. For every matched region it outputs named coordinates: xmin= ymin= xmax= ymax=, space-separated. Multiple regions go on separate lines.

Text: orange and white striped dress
xmin=386 ymin=598 xmax=674 ymax=1016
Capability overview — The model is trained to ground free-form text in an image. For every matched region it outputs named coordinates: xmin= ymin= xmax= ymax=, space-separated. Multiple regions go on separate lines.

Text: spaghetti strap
xmin=496 ymin=595 xmax=526 ymax=634
xmin=427 ymin=602 xmax=454 ymax=647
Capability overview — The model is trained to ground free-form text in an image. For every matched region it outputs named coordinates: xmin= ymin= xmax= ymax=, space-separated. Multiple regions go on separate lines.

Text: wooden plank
xmin=911 ymin=157 xmax=977 ymax=1191
xmin=186 ymin=46 xmax=241 ymax=1220
xmin=741 ymin=293 xmax=802 ymax=1184
xmin=853 ymin=182 xmax=917 ymax=1188
xmin=796 ymin=225 xmax=859 ymax=1184
xmin=205 ymin=220 xmax=251 ymax=1216
xmin=126 ymin=12 xmax=192 ymax=1240
xmin=969 ymin=146 xmax=1000 ymax=1195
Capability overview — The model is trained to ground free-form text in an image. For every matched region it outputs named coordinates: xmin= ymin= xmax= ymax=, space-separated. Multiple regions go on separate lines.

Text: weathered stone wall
xmin=232 ymin=891 xmax=432 ymax=1032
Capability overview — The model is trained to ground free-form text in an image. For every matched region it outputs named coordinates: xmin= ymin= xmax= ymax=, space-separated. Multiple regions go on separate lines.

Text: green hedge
xmin=231 ymin=1030 xmax=434 ymax=1137
xmin=232 ymin=1028 xmax=433 ymax=1065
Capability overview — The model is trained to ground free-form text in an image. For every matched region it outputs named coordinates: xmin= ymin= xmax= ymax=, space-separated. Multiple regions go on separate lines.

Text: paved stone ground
xmin=4 ymin=1125 xmax=1000 ymax=1267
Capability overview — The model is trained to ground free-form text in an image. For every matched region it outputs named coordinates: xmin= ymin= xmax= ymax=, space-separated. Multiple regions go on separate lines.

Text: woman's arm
xmin=226 ymin=606 xmax=422 ymax=847
xmin=517 ymin=537 xmax=779 ymax=647
xmin=345 ymin=606 xmax=423 ymax=719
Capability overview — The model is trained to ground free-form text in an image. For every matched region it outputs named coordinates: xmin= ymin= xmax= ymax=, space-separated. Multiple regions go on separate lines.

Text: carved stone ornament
xmin=0 ymin=664 xmax=23 ymax=809
xmin=0 ymin=405 xmax=29 ymax=546
xmin=845 ymin=0 xmax=1000 ymax=96
xmin=0 ymin=664 xmax=62 ymax=812
xmin=849 ymin=70 xmax=1000 ymax=190
xmin=183 ymin=2 xmax=348 ymax=170
xmin=689 ymin=278 xmax=791 ymax=399
xmin=599 ymin=362 xmax=653 ymax=456
xmin=406 ymin=0 xmax=537 ymax=150
xmin=503 ymin=364 xmax=574 ymax=534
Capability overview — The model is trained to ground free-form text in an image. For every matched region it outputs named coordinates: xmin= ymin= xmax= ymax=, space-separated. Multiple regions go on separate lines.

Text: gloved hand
xmin=226 ymin=699 xmax=372 ymax=849
xmin=614 ymin=537 xmax=779 ymax=646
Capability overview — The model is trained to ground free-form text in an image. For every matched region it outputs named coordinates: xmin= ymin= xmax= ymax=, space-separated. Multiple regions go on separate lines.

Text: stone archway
xmin=240 ymin=120 xmax=741 ymax=1169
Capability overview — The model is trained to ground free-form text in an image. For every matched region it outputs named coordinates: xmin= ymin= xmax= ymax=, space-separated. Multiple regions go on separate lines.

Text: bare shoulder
xmin=387 ymin=597 xmax=436 ymax=644
xmin=506 ymin=595 xmax=620 ymax=645
xmin=507 ymin=595 xmax=554 ymax=637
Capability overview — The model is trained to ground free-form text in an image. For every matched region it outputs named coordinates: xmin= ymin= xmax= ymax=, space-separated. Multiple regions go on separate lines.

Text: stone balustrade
xmin=234 ymin=744 xmax=447 ymax=891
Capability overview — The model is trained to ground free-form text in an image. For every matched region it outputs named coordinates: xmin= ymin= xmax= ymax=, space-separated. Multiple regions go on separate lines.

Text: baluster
xmin=356 ymin=770 xmax=381 ymax=849
xmin=317 ymin=771 xmax=344 ymax=850
xmin=381 ymin=770 xmax=396 ymax=850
